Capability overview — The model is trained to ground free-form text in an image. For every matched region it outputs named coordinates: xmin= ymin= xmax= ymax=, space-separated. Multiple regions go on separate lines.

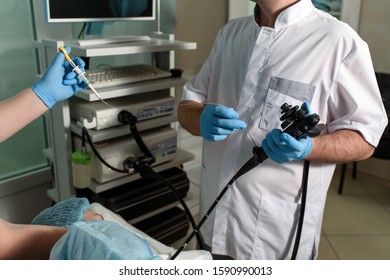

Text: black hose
xmin=82 ymin=127 xmax=128 ymax=173
xmin=291 ymin=160 xmax=310 ymax=260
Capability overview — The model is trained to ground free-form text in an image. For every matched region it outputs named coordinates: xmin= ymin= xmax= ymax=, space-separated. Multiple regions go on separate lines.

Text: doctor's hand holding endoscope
xmin=200 ymin=104 xmax=247 ymax=141
xmin=262 ymin=102 xmax=313 ymax=163
xmin=262 ymin=129 xmax=313 ymax=163
xmin=32 ymin=46 xmax=87 ymax=108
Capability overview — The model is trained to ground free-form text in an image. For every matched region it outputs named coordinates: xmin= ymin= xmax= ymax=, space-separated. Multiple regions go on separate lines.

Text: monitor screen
xmin=45 ymin=0 xmax=155 ymax=23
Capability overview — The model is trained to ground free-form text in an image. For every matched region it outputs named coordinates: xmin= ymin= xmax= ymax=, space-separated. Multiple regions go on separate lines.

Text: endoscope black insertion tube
xmin=170 ymin=146 xmax=269 ymax=260
xmin=290 ymin=160 xmax=310 ymax=260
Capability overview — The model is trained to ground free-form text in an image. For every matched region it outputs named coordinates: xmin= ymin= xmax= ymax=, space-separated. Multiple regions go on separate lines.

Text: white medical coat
xmin=181 ymin=0 xmax=388 ymax=259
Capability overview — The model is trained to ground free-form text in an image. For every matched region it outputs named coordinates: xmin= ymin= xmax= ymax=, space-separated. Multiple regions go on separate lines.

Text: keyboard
xmin=85 ymin=64 xmax=172 ymax=89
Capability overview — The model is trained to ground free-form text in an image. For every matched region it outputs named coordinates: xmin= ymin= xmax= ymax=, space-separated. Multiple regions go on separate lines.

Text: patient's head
xmin=32 ymin=197 xmax=103 ymax=228
xmin=50 ymin=220 xmax=161 ymax=260
xmin=83 ymin=209 xmax=104 ymax=222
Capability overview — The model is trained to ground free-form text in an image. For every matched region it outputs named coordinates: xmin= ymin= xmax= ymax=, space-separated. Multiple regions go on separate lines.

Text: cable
xmin=82 ymin=126 xmax=128 ymax=174
xmin=78 ymin=23 xmax=87 ymax=39
xmin=291 ymin=160 xmax=310 ymax=260
xmin=81 ymin=125 xmax=86 ymax=153
xmin=119 ymin=110 xmax=155 ymax=165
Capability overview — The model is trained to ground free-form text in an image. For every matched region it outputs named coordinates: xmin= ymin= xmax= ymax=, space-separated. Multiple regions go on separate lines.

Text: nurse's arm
xmin=178 ymin=100 xmax=204 ymax=137
xmin=0 ymin=88 xmax=48 ymax=144
xmin=306 ymin=129 xmax=375 ymax=163
xmin=0 ymin=218 xmax=67 ymax=260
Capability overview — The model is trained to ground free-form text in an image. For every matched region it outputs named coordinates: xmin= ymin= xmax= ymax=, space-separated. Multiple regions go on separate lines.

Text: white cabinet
xmin=35 ymin=35 xmax=197 ymax=202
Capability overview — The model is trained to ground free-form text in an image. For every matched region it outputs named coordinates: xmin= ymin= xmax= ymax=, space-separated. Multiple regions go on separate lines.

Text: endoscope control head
xmin=280 ymin=103 xmax=323 ymax=139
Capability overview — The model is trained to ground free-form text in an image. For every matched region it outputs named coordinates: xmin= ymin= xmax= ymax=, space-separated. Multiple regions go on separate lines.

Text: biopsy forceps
xmin=58 ymin=47 xmax=114 ymax=108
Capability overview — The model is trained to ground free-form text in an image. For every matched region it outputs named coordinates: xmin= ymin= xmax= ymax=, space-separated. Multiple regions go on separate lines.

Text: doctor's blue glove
xmin=301 ymin=101 xmax=312 ymax=115
xmin=200 ymin=104 xmax=247 ymax=142
xmin=32 ymin=46 xmax=87 ymax=108
xmin=262 ymin=129 xmax=313 ymax=163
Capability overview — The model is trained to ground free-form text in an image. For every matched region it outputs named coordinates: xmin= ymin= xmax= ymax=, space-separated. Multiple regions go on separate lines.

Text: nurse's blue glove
xmin=200 ymin=104 xmax=247 ymax=141
xmin=32 ymin=46 xmax=87 ymax=108
xmin=262 ymin=129 xmax=313 ymax=163
xmin=31 ymin=197 xmax=90 ymax=228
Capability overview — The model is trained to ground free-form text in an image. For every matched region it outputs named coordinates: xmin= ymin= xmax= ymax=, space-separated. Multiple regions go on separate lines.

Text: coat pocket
xmin=259 ymin=77 xmax=316 ymax=131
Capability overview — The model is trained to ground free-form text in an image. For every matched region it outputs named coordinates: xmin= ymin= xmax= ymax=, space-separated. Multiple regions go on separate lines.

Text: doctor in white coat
xmin=178 ymin=0 xmax=388 ymax=259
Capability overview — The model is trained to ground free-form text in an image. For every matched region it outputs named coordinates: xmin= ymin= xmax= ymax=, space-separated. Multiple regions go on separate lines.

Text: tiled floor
xmin=319 ymin=165 xmax=390 ymax=260
xmin=179 ymin=128 xmax=390 ymax=259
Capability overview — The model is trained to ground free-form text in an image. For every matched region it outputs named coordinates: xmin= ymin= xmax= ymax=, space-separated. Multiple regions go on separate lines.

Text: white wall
xmin=358 ymin=0 xmax=390 ymax=74
xmin=228 ymin=0 xmax=251 ymax=20
xmin=355 ymin=0 xmax=390 ymax=180
xmin=175 ymin=0 xmax=227 ymax=76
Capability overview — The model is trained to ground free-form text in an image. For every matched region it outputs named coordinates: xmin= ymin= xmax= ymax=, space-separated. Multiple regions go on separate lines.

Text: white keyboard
xmin=85 ymin=64 xmax=172 ymax=89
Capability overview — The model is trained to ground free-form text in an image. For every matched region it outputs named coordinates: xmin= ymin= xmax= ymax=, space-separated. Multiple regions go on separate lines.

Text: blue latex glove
xmin=32 ymin=46 xmax=87 ymax=108
xmin=262 ymin=102 xmax=313 ymax=164
xmin=200 ymin=104 xmax=247 ymax=141
xmin=31 ymin=197 xmax=90 ymax=228
xmin=301 ymin=101 xmax=312 ymax=115
xmin=50 ymin=221 xmax=161 ymax=260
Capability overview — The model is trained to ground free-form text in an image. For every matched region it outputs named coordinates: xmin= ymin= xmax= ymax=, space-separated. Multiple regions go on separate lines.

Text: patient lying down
xmin=32 ymin=198 xmax=211 ymax=260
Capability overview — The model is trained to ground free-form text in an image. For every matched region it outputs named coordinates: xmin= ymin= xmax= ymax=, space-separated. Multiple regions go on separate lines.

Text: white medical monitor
xmin=45 ymin=0 xmax=156 ymax=23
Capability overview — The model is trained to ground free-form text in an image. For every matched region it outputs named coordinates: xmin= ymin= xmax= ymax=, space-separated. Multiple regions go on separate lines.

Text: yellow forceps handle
xmin=58 ymin=47 xmax=114 ymax=107
xmin=58 ymin=47 xmax=72 ymax=62
xmin=58 ymin=47 xmax=87 ymax=81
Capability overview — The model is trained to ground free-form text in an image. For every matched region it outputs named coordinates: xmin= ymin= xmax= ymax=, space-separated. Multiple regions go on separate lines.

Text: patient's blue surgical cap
xmin=32 ymin=197 xmax=90 ymax=228
xmin=50 ymin=220 xmax=161 ymax=260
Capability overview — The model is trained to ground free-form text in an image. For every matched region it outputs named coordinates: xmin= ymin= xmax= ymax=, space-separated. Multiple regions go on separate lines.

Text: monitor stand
xmin=74 ymin=22 xmax=151 ymax=47
xmin=75 ymin=35 xmax=151 ymax=47
xmin=86 ymin=22 xmax=105 ymax=36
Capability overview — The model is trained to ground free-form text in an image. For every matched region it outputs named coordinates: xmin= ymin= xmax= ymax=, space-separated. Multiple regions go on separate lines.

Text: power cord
xmin=82 ymin=126 xmax=128 ymax=174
